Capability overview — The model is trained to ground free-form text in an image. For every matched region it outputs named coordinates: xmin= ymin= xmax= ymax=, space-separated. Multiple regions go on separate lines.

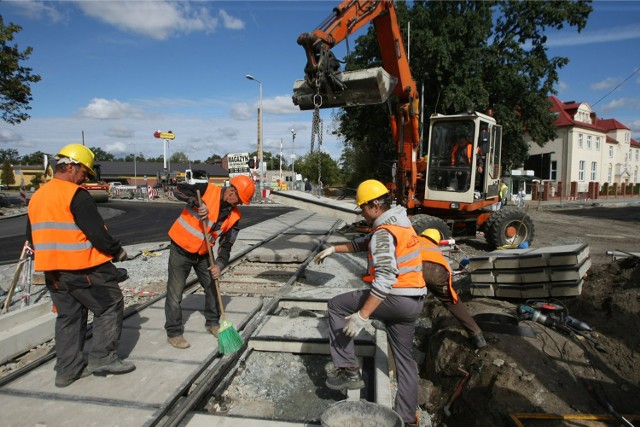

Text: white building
xmin=524 ymin=96 xmax=639 ymax=196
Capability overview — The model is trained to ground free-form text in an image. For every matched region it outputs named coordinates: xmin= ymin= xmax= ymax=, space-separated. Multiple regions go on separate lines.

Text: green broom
xmin=197 ymin=190 xmax=244 ymax=354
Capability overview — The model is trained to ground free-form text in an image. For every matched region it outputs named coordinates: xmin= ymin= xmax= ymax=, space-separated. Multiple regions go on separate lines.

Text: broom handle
xmin=196 ymin=190 xmax=226 ymax=320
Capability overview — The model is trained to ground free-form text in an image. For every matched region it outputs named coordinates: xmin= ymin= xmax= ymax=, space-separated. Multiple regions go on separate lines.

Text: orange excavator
xmin=292 ymin=0 xmax=534 ymax=249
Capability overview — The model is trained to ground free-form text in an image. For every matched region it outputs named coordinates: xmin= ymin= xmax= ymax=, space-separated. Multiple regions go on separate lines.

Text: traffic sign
xmin=153 ymin=131 xmax=175 ymax=140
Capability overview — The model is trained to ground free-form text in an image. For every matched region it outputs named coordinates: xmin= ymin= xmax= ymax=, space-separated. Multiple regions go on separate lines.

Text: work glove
xmin=343 ymin=311 xmax=369 ymax=338
xmin=115 ymin=248 xmax=128 ymax=262
xmin=314 ymin=246 xmax=336 ymax=264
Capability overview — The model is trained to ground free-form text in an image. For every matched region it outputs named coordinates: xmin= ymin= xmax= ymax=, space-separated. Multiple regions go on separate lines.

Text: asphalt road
xmin=0 ymin=201 xmax=295 ymax=265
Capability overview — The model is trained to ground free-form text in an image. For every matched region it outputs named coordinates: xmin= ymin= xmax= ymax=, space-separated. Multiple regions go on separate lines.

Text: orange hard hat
xmin=230 ymin=175 xmax=255 ymax=205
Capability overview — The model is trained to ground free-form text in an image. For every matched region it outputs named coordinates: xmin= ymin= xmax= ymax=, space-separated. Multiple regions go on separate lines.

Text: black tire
xmin=410 ymin=214 xmax=451 ymax=239
xmin=484 ymin=207 xmax=535 ymax=249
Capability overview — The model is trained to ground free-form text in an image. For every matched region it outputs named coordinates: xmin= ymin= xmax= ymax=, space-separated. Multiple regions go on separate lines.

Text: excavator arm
xmin=293 ymin=0 xmax=421 ymax=207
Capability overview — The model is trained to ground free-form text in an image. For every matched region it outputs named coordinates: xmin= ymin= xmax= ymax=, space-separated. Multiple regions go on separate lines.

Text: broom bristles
xmin=218 ymin=320 xmax=244 ymax=354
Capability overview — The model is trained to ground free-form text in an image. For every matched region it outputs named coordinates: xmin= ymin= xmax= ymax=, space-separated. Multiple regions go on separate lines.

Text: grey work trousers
xmin=327 ymin=290 xmax=424 ymax=424
xmin=164 ymin=241 xmax=220 ymax=337
xmin=45 ymin=262 xmax=124 ymax=381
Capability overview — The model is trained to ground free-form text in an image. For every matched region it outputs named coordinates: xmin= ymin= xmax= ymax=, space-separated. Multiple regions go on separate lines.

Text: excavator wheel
xmin=483 ymin=207 xmax=535 ymax=250
xmin=410 ymin=214 xmax=451 ymax=240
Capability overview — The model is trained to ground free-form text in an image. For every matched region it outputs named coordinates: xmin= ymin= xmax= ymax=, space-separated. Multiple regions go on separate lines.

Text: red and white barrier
xmin=19 ymin=186 xmax=27 ymax=205
xmin=148 ymin=187 xmax=158 ymax=200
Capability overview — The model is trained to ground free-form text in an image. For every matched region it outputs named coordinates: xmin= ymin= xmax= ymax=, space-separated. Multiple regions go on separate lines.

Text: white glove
xmin=343 ymin=311 xmax=369 ymax=337
xmin=115 ymin=248 xmax=128 ymax=262
xmin=314 ymin=246 xmax=336 ymax=264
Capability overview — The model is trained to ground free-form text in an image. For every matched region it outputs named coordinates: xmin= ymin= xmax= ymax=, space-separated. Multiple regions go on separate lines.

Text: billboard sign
xmin=227 ymin=152 xmax=250 ymax=178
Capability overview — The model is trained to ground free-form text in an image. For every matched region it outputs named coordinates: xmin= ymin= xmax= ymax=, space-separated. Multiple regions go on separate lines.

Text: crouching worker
xmin=314 ymin=179 xmax=426 ymax=427
xmin=419 ymin=229 xmax=486 ymax=349
xmin=165 ymin=175 xmax=255 ymax=349
xmin=27 ymin=144 xmax=135 ymax=388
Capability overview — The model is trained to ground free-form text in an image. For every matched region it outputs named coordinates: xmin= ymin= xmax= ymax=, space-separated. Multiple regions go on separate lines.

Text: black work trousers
xmin=45 ymin=262 xmax=124 ymax=381
xmin=164 ymin=241 xmax=220 ymax=337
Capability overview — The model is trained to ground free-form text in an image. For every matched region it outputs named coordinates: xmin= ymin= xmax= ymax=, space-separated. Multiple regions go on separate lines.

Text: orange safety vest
xmin=364 ymin=224 xmax=425 ymax=289
xmin=451 ymin=143 xmax=474 ymax=165
xmin=168 ymin=184 xmax=241 ymax=255
xmin=28 ymin=178 xmax=112 ymax=272
xmin=419 ymin=236 xmax=458 ymax=303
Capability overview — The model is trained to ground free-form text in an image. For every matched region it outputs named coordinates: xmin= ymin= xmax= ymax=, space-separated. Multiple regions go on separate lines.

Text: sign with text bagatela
xmin=227 ymin=152 xmax=250 ymax=178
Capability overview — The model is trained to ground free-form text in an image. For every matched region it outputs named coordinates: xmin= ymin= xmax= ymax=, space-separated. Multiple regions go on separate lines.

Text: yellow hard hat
xmin=355 ymin=179 xmax=389 ymax=207
xmin=421 ymin=228 xmax=442 ymax=243
xmin=56 ymin=144 xmax=96 ymax=176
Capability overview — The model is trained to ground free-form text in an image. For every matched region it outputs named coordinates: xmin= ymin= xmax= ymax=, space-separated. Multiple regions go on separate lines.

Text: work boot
xmin=470 ymin=332 xmax=487 ymax=349
xmin=55 ymin=367 xmax=92 ymax=388
xmin=206 ymin=324 xmax=220 ymax=337
xmin=91 ymin=359 xmax=136 ymax=376
xmin=325 ymin=367 xmax=365 ymax=391
xmin=168 ymin=335 xmax=190 ymax=349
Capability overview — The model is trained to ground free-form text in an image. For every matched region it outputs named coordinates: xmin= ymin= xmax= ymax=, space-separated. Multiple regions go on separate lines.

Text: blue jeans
xmin=165 ymin=241 xmax=220 ymax=337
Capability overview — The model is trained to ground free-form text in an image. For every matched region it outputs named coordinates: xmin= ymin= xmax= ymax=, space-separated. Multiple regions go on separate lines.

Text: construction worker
xmin=451 ymin=130 xmax=484 ymax=191
xmin=26 ymin=144 xmax=135 ymax=388
xmin=314 ymin=179 xmax=426 ymax=427
xmin=420 ymin=229 xmax=487 ymax=349
xmin=164 ymin=175 xmax=255 ymax=349
xmin=499 ymin=179 xmax=510 ymax=208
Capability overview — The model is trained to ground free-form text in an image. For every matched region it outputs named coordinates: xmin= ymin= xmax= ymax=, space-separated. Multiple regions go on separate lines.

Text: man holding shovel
xmin=164 ymin=175 xmax=255 ymax=349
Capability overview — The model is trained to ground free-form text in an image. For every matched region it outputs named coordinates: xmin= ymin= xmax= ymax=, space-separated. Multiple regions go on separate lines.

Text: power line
xmin=591 ymin=66 xmax=640 ymax=108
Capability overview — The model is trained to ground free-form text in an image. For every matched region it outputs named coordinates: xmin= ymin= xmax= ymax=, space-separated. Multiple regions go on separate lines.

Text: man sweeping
xmin=164 ymin=175 xmax=255 ymax=349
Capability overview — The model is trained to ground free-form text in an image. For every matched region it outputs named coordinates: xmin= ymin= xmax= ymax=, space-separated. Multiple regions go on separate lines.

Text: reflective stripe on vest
xmin=419 ymin=237 xmax=458 ymax=303
xmin=168 ymin=184 xmax=241 ymax=255
xmin=28 ymin=178 xmax=112 ymax=271
xmin=366 ymin=224 xmax=424 ymax=289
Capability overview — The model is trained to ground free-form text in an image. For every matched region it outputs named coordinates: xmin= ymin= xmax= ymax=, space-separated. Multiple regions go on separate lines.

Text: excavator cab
xmin=424 ymin=112 xmax=502 ymax=208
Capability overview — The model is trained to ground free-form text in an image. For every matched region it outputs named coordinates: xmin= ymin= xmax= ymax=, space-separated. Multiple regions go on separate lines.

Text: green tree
xmin=204 ymin=154 xmax=222 ymax=163
xmin=89 ymin=146 xmax=115 ymax=161
xmin=124 ymin=153 xmax=146 ymax=162
xmin=31 ymin=172 xmax=43 ymax=188
xmin=20 ymin=150 xmax=47 ymax=165
xmin=170 ymin=151 xmax=189 ymax=163
xmin=1 ymin=159 xmax=15 ymax=186
xmin=334 ymin=0 xmax=591 ymax=181
xmin=0 ymin=16 xmax=41 ymax=124
xmin=0 ymin=148 xmax=20 ymax=163
xmin=295 ymin=152 xmax=343 ymax=186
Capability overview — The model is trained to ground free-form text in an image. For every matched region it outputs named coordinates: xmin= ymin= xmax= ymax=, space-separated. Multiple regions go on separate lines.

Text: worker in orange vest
xmin=420 ymin=228 xmax=486 ymax=349
xmin=314 ymin=179 xmax=426 ymax=426
xmin=164 ymin=175 xmax=255 ymax=349
xmin=451 ymin=130 xmax=484 ymax=191
xmin=27 ymin=144 xmax=135 ymax=388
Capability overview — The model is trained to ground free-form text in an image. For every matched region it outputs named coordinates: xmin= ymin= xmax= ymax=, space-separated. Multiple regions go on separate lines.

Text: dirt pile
xmin=418 ymin=206 xmax=640 ymax=427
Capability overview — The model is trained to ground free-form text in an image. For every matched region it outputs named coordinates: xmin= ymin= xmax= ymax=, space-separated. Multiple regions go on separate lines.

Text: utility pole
xmin=291 ymin=129 xmax=296 ymax=188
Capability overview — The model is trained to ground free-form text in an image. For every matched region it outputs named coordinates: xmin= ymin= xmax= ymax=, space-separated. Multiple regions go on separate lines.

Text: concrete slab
xmin=246 ymin=234 xmax=322 ymax=263
xmin=270 ymin=190 xmax=362 ymax=224
xmin=182 ymin=413 xmax=321 ymax=426
xmin=0 ymin=301 xmax=55 ymax=364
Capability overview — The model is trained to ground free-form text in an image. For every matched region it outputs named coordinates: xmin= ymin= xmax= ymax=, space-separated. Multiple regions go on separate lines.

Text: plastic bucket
xmin=321 ymin=400 xmax=403 ymax=427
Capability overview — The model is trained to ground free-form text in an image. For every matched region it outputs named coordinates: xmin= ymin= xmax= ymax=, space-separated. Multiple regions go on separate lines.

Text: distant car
xmin=82 ymin=181 xmax=110 ymax=203
xmin=0 ymin=185 xmax=9 ymax=190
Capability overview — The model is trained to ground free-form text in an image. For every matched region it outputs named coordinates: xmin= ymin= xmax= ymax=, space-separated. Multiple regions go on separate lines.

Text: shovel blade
xmin=292 ymin=67 xmax=398 ymax=110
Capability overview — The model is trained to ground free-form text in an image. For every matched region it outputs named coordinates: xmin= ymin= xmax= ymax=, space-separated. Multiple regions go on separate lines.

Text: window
xmin=636 ymin=151 xmax=639 ymax=162
xmin=550 ymin=160 xmax=557 ymax=180
xmin=587 ymin=135 xmax=592 ymax=149
xmin=596 ymin=137 xmax=601 ymax=150
xmin=578 ymin=160 xmax=585 ymax=181
xmin=591 ymin=162 xmax=597 ymax=181
xmin=578 ymin=134 xmax=583 ymax=149
xmin=609 ymin=146 xmax=614 ymax=158
xmin=607 ymin=164 xmax=612 ymax=182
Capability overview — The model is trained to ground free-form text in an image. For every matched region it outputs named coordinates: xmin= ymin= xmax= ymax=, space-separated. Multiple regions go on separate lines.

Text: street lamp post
xmin=291 ymin=129 xmax=296 ymax=188
xmin=246 ymin=74 xmax=263 ymax=199
xmin=133 ymin=142 xmax=137 ymax=187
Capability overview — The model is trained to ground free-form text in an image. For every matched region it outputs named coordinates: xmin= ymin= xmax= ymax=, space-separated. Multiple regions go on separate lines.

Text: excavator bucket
xmin=292 ymin=67 xmax=398 ymax=110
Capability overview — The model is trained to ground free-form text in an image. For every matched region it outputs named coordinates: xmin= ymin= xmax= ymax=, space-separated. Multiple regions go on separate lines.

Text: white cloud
xmin=104 ymin=128 xmax=135 ymax=139
xmin=556 ymin=81 xmax=568 ymax=93
xmin=0 ymin=128 xmax=23 ymax=144
xmin=78 ymin=98 xmax=144 ymax=120
xmin=546 ymin=24 xmax=640 ymax=47
xmin=7 ymin=1 xmax=68 ymax=23
xmin=219 ymin=9 xmax=245 ymax=30
xmin=104 ymin=141 xmax=130 ymax=155
xmin=265 ymin=96 xmax=301 ymax=115
xmin=600 ymin=97 xmax=640 ymax=113
xmin=230 ymin=103 xmax=252 ymax=120
xmin=591 ymin=77 xmax=623 ymax=91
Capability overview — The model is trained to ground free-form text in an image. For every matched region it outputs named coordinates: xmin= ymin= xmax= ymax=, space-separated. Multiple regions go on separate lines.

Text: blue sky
xmin=1 ymin=0 xmax=639 ymax=167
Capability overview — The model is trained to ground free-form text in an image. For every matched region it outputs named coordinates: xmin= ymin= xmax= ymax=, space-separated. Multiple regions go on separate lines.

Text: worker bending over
xmin=314 ymin=179 xmax=426 ymax=427
xmin=164 ymin=175 xmax=255 ymax=349
xmin=419 ymin=229 xmax=486 ymax=349
xmin=27 ymin=144 xmax=135 ymax=388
